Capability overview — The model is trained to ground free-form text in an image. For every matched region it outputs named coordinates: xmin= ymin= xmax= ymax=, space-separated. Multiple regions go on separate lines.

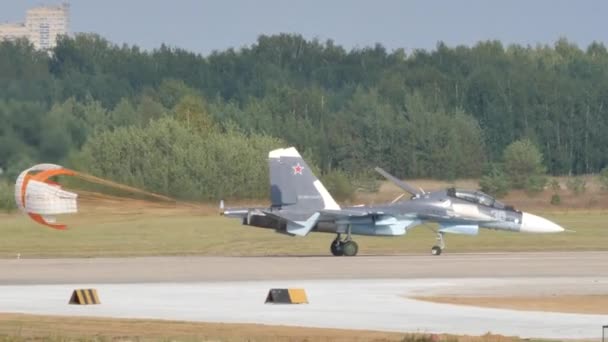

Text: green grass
xmin=0 ymin=210 xmax=606 ymax=258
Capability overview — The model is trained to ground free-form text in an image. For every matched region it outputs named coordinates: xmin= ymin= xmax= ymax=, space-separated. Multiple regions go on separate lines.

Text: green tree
xmin=404 ymin=93 xmax=485 ymax=179
xmin=599 ymin=167 xmax=608 ymax=191
xmin=566 ymin=177 xmax=586 ymax=195
xmin=154 ymin=79 xmax=198 ymax=109
xmin=72 ymin=117 xmax=282 ymax=200
xmin=321 ymin=170 xmax=355 ymax=202
xmin=4 ymin=34 xmax=608 ymax=189
xmin=0 ymin=180 xmax=16 ymax=212
xmin=173 ymin=94 xmax=215 ymax=132
xmin=479 ymin=164 xmax=510 ymax=198
xmin=503 ymin=139 xmax=547 ymax=191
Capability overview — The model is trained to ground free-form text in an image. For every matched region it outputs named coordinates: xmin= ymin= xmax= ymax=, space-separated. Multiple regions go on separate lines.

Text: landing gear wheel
xmin=342 ymin=241 xmax=359 ymax=257
xmin=330 ymin=239 xmax=344 ymax=256
xmin=429 ymin=230 xmax=446 ymax=256
xmin=431 ymin=245 xmax=442 ymax=256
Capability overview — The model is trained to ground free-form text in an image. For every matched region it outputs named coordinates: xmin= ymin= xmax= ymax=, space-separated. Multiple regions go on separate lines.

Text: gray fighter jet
xmin=221 ymin=147 xmax=565 ymax=256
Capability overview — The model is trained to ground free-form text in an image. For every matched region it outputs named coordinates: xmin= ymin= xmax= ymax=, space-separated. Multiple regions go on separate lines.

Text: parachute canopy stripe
xmin=14 ymin=164 xmax=78 ymax=230
xmin=14 ymin=163 xmax=182 ymax=230
xmin=28 ymin=213 xmax=67 ymax=230
xmin=24 ymin=180 xmax=78 ymax=215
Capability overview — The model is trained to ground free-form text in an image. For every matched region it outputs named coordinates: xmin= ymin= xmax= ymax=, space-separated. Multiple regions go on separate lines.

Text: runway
xmin=1 ymin=252 xmax=607 ymax=339
xmin=1 ymin=251 xmax=607 ymax=284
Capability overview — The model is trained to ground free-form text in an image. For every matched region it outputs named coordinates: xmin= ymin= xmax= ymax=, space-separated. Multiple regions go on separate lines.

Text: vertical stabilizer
xmin=268 ymin=147 xmax=340 ymax=211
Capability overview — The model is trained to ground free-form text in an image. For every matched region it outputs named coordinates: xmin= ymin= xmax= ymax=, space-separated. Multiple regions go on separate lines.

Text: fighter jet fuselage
xmin=222 ymin=147 xmax=565 ymax=256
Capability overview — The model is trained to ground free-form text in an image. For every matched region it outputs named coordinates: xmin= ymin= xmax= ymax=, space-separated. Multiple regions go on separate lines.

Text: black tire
xmin=330 ymin=240 xmax=344 ymax=256
xmin=342 ymin=241 xmax=358 ymax=257
xmin=431 ymin=245 xmax=442 ymax=256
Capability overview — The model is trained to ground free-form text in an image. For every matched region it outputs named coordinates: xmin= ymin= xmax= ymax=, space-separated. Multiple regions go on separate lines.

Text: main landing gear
xmin=431 ymin=231 xmax=445 ymax=256
xmin=330 ymin=230 xmax=359 ymax=257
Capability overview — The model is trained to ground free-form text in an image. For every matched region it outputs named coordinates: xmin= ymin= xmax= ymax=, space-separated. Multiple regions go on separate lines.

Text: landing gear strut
xmin=330 ymin=227 xmax=359 ymax=257
xmin=431 ymin=231 xmax=445 ymax=256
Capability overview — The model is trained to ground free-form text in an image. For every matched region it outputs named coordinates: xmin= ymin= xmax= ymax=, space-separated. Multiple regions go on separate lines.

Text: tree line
xmin=1 ymin=33 xmax=607 ymax=203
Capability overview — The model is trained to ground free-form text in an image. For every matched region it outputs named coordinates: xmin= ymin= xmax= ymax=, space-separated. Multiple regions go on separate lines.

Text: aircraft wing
xmin=321 ymin=209 xmax=422 ymax=231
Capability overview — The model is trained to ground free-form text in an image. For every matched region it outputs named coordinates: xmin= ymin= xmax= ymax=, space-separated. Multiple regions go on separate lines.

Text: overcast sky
xmin=2 ymin=0 xmax=607 ymax=55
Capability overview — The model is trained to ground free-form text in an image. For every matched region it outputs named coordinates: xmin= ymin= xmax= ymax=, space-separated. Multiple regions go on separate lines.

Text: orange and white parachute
xmin=15 ymin=164 xmax=78 ymax=230
xmin=15 ymin=164 xmax=179 ymax=230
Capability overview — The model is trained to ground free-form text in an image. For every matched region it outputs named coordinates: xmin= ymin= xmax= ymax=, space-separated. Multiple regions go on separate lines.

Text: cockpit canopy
xmin=446 ymin=188 xmax=517 ymax=211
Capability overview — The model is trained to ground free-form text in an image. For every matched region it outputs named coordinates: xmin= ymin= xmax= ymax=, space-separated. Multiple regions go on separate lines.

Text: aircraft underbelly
xmin=248 ymin=214 xmax=281 ymax=229
xmin=351 ymin=224 xmax=406 ymax=236
xmin=313 ymin=219 xmax=418 ymax=236
xmin=439 ymin=223 xmax=479 ymax=235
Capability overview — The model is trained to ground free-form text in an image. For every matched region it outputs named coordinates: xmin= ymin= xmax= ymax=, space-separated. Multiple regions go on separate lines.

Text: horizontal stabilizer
xmin=220 ymin=201 xmax=267 ymax=221
xmin=374 ymin=167 xmax=422 ymax=196
xmin=286 ymin=212 xmax=320 ymax=236
xmin=221 ymin=208 xmax=250 ymax=218
xmin=262 ymin=211 xmax=320 ymax=236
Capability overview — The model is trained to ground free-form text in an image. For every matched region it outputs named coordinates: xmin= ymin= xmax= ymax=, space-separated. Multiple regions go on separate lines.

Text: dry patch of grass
xmin=0 ymin=207 xmax=606 ymax=258
xmin=2 ymin=177 xmax=608 ymax=258
xmin=413 ymin=295 xmax=608 ymax=315
xmin=0 ymin=313 xmax=524 ymax=342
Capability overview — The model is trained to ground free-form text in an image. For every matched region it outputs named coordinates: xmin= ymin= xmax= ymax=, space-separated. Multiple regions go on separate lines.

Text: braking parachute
xmin=15 ymin=164 xmax=176 ymax=230
xmin=14 ymin=164 xmax=78 ymax=230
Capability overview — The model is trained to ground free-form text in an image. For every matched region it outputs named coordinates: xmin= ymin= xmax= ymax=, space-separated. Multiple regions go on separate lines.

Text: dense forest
xmin=1 ymin=33 xmax=607 ymax=201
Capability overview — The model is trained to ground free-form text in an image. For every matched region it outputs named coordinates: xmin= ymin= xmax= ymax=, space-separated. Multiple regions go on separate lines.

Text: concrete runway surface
xmin=1 ymin=252 xmax=608 ymax=339
xmin=1 ymin=251 xmax=607 ymax=284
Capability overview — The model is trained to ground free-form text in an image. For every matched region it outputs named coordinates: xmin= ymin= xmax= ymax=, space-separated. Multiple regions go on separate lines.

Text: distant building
xmin=0 ymin=2 xmax=70 ymax=50
xmin=0 ymin=23 xmax=28 ymax=42
xmin=25 ymin=3 xmax=70 ymax=50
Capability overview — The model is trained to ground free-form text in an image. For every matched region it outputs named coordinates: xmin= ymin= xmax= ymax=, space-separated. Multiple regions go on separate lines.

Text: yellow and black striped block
xmin=265 ymin=288 xmax=308 ymax=304
xmin=68 ymin=289 xmax=101 ymax=305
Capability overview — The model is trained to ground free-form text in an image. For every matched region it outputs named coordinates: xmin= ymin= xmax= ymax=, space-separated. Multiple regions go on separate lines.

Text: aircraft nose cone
xmin=520 ymin=212 xmax=565 ymax=233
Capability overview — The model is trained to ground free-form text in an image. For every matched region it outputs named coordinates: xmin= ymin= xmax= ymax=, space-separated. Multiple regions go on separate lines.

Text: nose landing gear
xmin=431 ymin=231 xmax=445 ymax=256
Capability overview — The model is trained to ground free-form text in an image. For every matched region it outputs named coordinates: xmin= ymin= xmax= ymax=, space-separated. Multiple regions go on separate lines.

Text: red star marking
xmin=292 ymin=163 xmax=304 ymax=175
